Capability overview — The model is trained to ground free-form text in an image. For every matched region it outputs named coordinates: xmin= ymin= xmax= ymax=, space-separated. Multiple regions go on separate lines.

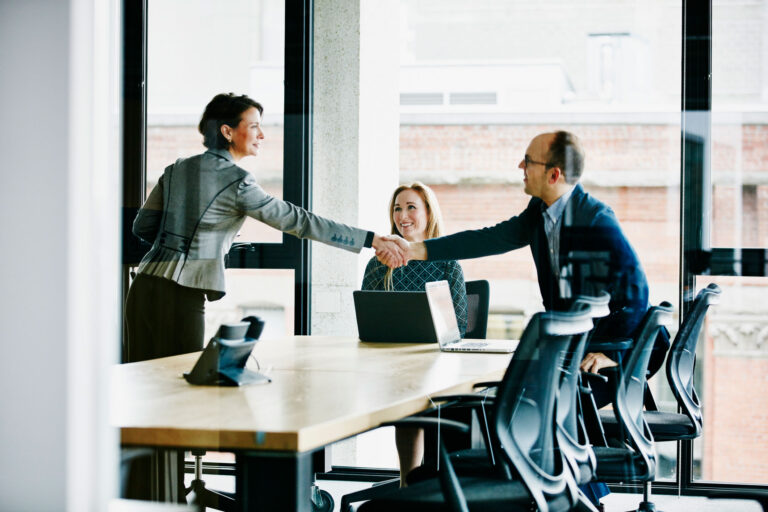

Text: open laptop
xmin=426 ymin=280 xmax=518 ymax=353
xmin=353 ymin=289 xmax=437 ymax=342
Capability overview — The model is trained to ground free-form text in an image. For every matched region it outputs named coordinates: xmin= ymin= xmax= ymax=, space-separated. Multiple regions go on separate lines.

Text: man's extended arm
xmin=378 ymin=200 xmax=540 ymax=267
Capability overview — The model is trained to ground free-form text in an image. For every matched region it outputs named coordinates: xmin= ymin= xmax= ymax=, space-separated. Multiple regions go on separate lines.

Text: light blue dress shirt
xmin=541 ymin=186 xmax=575 ymax=279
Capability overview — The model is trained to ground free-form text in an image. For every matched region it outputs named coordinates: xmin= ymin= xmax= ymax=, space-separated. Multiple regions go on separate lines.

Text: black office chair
xmin=556 ymin=293 xmax=611 ymax=487
xmin=416 ymin=293 xmax=609 ymax=475
xmin=590 ymin=302 xmax=675 ymax=512
xmin=464 ymin=280 xmax=490 ymax=339
xmin=600 ymin=284 xmax=720 ymax=443
xmin=355 ymin=307 xmax=595 ymax=512
xmin=402 ymin=294 xmax=609 ymax=501
xmin=596 ymin=285 xmax=720 ymax=511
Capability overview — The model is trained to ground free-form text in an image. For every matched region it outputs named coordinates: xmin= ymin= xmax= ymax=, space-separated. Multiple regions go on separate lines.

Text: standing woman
xmin=126 ymin=92 xmax=402 ymax=363
xmin=361 ymin=182 xmax=468 ymax=485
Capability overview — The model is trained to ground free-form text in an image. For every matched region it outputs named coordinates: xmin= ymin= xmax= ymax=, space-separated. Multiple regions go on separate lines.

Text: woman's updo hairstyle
xmin=198 ymin=93 xmax=263 ymax=149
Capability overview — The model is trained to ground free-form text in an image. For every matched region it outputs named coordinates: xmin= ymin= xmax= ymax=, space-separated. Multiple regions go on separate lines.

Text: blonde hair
xmin=384 ymin=182 xmax=445 ymax=290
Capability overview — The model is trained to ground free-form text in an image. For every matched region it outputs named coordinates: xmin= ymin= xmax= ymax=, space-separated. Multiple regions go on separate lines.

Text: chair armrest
xmin=472 ymin=380 xmax=500 ymax=389
xmin=432 ymin=393 xmax=494 ymax=403
xmin=599 ymin=366 xmax=620 ymax=377
xmin=581 ymin=370 xmax=609 ymax=383
xmin=586 ymin=338 xmax=633 ymax=352
xmin=380 ymin=417 xmax=471 ymax=434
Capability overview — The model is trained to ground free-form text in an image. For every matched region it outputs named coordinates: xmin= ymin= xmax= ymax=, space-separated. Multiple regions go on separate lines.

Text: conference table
xmin=112 ymin=335 xmax=514 ymax=511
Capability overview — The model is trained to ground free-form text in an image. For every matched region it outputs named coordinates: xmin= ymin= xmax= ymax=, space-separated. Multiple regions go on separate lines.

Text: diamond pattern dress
xmin=361 ymin=257 xmax=468 ymax=336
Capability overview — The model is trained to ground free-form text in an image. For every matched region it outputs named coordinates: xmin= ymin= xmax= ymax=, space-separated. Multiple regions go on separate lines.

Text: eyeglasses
xmin=523 ymin=155 xmax=552 ymax=169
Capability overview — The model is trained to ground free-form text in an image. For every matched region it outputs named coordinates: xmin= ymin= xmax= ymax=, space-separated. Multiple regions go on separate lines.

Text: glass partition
xmin=146 ymin=0 xmax=286 ymax=243
xmin=337 ymin=0 xmax=683 ymax=473
xmin=692 ymin=1 xmax=768 ymax=485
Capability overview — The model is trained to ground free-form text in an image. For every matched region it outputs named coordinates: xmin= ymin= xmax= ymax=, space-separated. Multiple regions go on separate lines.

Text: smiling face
xmin=392 ymin=188 xmax=430 ymax=242
xmin=224 ymin=107 xmax=264 ymax=161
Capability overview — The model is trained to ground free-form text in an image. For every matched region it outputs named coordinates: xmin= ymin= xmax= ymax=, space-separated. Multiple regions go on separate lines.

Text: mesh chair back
xmin=556 ymin=292 xmax=610 ymax=483
xmin=493 ymin=308 xmax=593 ymax=512
xmin=667 ymin=283 xmax=721 ymax=439
xmin=613 ymin=302 xmax=674 ymax=481
xmin=464 ymin=280 xmax=490 ymax=339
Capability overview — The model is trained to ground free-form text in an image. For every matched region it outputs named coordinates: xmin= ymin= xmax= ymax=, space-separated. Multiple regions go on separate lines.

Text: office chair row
xmin=341 ymin=283 xmax=722 ymax=512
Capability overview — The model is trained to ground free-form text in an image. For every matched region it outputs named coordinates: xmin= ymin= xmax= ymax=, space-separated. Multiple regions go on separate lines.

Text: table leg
xmin=236 ymin=450 xmax=314 ymax=512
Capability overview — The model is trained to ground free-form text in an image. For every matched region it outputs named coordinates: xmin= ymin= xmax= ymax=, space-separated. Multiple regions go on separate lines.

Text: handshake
xmin=371 ymin=234 xmax=424 ymax=268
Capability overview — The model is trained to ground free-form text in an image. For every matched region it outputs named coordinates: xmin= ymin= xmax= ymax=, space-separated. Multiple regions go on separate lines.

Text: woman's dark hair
xmin=198 ymin=93 xmax=263 ymax=149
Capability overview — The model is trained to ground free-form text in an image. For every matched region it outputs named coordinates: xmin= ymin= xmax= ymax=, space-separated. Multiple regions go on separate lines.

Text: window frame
xmin=121 ymin=0 xmax=314 ymax=337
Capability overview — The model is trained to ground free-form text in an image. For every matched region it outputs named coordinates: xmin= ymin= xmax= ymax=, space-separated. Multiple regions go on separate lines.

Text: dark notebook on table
xmin=353 ymin=289 xmax=437 ymax=342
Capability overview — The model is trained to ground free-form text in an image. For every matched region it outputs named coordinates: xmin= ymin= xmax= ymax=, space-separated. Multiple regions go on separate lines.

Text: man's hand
xmin=371 ymin=234 xmax=407 ymax=268
xmin=380 ymin=235 xmax=428 ymax=263
xmin=374 ymin=235 xmax=429 ymax=268
xmin=580 ymin=352 xmax=618 ymax=374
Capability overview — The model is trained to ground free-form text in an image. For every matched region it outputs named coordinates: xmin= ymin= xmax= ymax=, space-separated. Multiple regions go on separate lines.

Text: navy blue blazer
xmin=425 ymin=184 xmax=655 ymax=348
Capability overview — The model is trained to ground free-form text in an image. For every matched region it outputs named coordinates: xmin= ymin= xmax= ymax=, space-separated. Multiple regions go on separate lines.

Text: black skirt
xmin=124 ymin=273 xmax=206 ymax=363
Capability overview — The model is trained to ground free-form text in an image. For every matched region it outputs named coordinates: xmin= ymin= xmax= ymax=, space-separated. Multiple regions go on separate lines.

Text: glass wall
xmin=692 ymin=0 xmax=768 ymax=485
xmin=146 ymin=0 xmax=286 ymax=243
xmin=340 ymin=0 xmax=683 ymax=473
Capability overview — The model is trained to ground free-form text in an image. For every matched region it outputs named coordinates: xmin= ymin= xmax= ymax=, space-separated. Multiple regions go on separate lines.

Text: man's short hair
xmin=546 ymin=131 xmax=584 ymax=184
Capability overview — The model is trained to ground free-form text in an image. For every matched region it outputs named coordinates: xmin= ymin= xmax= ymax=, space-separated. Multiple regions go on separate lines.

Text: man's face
xmin=518 ymin=134 xmax=554 ymax=199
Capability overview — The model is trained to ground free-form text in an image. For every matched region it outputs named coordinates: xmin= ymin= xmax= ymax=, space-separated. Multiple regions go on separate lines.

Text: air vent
xmin=449 ymin=92 xmax=497 ymax=105
xmin=400 ymin=93 xmax=444 ymax=106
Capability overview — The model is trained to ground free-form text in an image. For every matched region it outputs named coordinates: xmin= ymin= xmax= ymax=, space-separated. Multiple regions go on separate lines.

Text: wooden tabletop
xmin=112 ymin=336 xmax=511 ymax=453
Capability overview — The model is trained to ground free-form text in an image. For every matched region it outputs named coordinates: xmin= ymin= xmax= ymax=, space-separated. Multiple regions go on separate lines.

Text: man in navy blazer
xmin=383 ymin=131 xmax=665 ymax=381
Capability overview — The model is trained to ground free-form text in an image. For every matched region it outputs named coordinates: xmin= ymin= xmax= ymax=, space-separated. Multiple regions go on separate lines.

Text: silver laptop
xmin=426 ymin=280 xmax=518 ymax=354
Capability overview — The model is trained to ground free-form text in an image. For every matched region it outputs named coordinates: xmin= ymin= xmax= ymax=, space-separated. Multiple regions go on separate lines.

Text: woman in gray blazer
xmin=125 ymin=93 xmax=402 ymax=362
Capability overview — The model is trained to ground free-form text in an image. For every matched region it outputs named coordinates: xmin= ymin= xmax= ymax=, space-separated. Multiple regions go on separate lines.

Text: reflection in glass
xmin=695 ymin=0 xmax=768 ymax=485
xmin=146 ymin=0 xmax=286 ymax=244
xmin=335 ymin=0 xmax=683 ymax=471
xmin=204 ymin=269 xmax=295 ymax=343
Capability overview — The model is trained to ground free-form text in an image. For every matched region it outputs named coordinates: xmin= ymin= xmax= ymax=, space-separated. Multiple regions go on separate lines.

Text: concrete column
xmin=311 ymin=0 xmax=400 ymax=335
xmin=0 ymin=0 xmax=120 ymax=509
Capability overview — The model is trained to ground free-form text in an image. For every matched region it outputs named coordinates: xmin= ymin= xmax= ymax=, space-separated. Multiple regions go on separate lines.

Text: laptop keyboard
xmin=459 ymin=342 xmax=488 ymax=349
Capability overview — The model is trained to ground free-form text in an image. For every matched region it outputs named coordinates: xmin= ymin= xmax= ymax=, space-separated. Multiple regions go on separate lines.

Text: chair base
xmin=311 ymin=485 xmax=335 ymax=512
xmin=339 ymin=478 xmax=400 ymax=512
xmin=186 ymin=478 xmax=236 ymax=511
xmin=635 ymin=500 xmax=657 ymax=512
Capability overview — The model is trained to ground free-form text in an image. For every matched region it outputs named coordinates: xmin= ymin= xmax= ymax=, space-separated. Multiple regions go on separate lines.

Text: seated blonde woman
xmin=362 ymin=182 xmax=468 ymax=485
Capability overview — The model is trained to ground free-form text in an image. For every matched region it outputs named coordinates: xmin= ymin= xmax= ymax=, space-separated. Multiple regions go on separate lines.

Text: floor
xmin=188 ymin=473 xmax=763 ymax=511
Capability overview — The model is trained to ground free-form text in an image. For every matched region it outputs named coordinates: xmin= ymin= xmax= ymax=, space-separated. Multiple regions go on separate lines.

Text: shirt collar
xmin=207 ymin=148 xmax=235 ymax=162
xmin=542 ymin=185 xmax=575 ymax=223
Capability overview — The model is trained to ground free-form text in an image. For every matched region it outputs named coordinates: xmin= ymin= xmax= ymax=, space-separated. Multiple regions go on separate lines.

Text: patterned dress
xmin=362 ymin=257 xmax=468 ymax=336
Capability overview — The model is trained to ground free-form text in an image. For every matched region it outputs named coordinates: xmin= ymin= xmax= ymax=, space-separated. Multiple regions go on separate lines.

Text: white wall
xmin=0 ymin=0 xmax=120 ymax=509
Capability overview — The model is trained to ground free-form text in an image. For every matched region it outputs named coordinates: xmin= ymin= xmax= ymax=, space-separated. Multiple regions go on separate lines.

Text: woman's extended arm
xmin=236 ymin=174 xmax=369 ymax=252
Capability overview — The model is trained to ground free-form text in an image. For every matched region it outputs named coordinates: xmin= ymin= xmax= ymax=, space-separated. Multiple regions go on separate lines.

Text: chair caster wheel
xmin=312 ymin=485 xmax=334 ymax=512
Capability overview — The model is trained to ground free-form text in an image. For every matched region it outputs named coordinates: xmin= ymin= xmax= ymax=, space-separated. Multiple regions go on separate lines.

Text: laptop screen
xmin=425 ymin=280 xmax=462 ymax=347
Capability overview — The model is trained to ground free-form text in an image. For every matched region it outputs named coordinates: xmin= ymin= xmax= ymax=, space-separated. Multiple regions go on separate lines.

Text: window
xmin=688 ymin=0 xmax=768 ymax=486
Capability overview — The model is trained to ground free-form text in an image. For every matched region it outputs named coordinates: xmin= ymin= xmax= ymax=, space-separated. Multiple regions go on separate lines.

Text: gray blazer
xmin=133 ymin=148 xmax=368 ymax=300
